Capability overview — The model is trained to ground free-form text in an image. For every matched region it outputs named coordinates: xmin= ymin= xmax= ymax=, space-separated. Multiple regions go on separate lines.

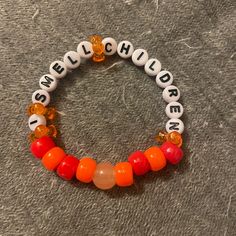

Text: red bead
xmin=128 ymin=150 xmax=151 ymax=176
xmin=57 ymin=155 xmax=80 ymax=181
xmin=30 ymin=136 xmax=55 ymax=159
xmin=160 ymin=141 xmax=183 ymax=165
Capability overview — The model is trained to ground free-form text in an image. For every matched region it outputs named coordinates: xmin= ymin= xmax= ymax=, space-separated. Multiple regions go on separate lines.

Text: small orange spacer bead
xmin=42 ymin=147 xmax=66 ymax=171
xmin=48 ymin=124 xmax=58 ymax=138
xmin=168 ymin=131 xmax=183 ymax=147
xmin=27 ymin=103 xmax=47 ymax=116
xmin=114 ymin=162 xmax=133 ymax=187
xmin=45 ymin=107 xmax=57 ymax=121
xmin=28 ymin=132 xmax=37 ymax=142
xmin=76 ymin=157 xmax=97 ymax=183
xmin=144 ymin=146 xmax=166 ymax=171
xmin=90 ymin=35 xmax=105 ymax=62
xmin=155 ymin=130 xmax=168 ymax=143
xmin=34 ymin=125 xmax=50 ymax=138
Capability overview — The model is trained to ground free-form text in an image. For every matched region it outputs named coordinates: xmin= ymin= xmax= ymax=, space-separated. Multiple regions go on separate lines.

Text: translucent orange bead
xmin=168 ymin=131 xmax=183 ymax=147
xmin=90 ymin=35 xmax=105 ymax=62
xmin=156 ymin=130 xmax=182 ymax=147
xmin=155 ymin=131 xmax=168 ymax=143
xmin=34 ymin=125 xmax=50 ymax=138
xmin=45 ymin=107 xmax=57 ymax=121
xmin=48 ymin=124 xmax=58 ymax=138
xmin=27 ymin=103 xmax=47 ymax=116
xmin=28 ymin=132 xmax=37 ymax=142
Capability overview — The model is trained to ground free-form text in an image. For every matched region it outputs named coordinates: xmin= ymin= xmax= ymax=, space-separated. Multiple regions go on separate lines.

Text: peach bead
xmin=114 ymin=162 xmax=133 ymax=187
xmin=144 ymin=146 xmax=166 ymax=171
xmin=76 ymin=157 xmax=96 ymax=183
xmin=92 ymin=162 xmax=116 ymax=190
xmin=42 ymin=147 xmax=66 ymax=171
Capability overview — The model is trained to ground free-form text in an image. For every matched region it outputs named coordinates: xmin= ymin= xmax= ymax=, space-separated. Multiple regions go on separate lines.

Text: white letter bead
xmin=32 ymin=89 xmax=50 ymax=106
xmin=166 ymin=118 xmax=184 ymax=134
xmin=162 ymin=85 xmax=180 ymax=103
xmin=77 ymin=41 xmax=93 ymax=59
xmin=117 ymin=40 xmax=134 ymax=59
xmin=132 ymin=49 xmax=148 ymax=66
xmin=63 ymin=51 xmax=81 ymax=69
xmin=102 ymin=37 xmax=117 ymax=56
xmin=39 ymin=74 xmax=57 ymax=92
xmin=156 ymin=70 xmax=173 ymax=88
xmin=165 ymin=101 xmax=184 ymax=119
xmin=144 ymin=58 xmax=161 ymax=76
xmin=28 ymin=114 xmax=46 ymax=131
xmin=49 ymin=60 xmax=67 ymax=79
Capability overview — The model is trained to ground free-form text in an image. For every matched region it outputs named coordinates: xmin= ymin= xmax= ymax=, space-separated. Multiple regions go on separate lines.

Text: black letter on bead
xmin=120 ymin=43 xmax=131 ymax=55
xmin=105 ymin=43 xmax=112 ymax=53
xmin=170 ymin=106 xmax=181 ymax=113
xmin=35 ymin=93 xmax=46 ymax=103
xmin=169 ymin=122 xmax=180 ymax=131
xmin=67 ymin=56 xmax=78 ymax=65
xmin=30 ymin=120 xmax=38 ymax=125
xmin=52 ymin=63 xmax=64 ymax=74
xmin=168 ymin=89 xmax=178 ymax=97
xmin=137 ymin=51 xmax=144 ymax=61
xmin=160 ymin=73 xmax=171 ymax=83
xmin=82 ymin=45 xmax=91 ymax=55
xmin=41 ymin=76 xmax=54 ymax=88
xmin=149 ymin=60 xmax=156 ymax=71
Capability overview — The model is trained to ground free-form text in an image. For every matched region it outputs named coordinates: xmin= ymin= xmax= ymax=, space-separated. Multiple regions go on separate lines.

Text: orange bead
xmin=27 ymin=103 xmax=47 ymax=116
xmin=28 ymin=132 xmax=37 ymax=142
xmin=48 ymin=124 xmax=58 ymax=138
xmin=42 ymin=147 xmax=66 ymax=171
xmin=45 ymin=107 xmax=57 ymax=121
xmin=168 ymin=131 xmax=183 ymax=147
xmin=90 ymin=35 xmax=105 ymax=62
xmin=144 ymin=146 xmax=166 ymax=171
xmin=155 ymin=130 xmax=168 ymax=143
xmin=114 ymin=162 xmax=133 ymax=187
xmin=76 ymin=157 xmax=97 ymax=183
xmin=34 ymin=125 xmax=50 ymax=138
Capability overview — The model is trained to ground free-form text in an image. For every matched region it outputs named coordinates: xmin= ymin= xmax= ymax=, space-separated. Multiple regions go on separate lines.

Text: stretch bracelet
xmin=27 ymin=35 xmax=185 ymax=190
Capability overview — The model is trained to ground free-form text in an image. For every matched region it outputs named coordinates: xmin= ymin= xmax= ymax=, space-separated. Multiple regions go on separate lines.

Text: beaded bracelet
xmin=27 ymin=35 xmax=185 ymax=190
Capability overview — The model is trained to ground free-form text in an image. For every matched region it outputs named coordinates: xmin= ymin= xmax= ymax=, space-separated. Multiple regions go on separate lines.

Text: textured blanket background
xmin=0 ymin=0 xmax=235 ymax=235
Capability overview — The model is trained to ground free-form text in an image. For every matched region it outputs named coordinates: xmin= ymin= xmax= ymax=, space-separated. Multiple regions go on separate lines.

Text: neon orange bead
xmin=76 ymin=157 xmax=96 ymax=183
xmin=144 ymin=146 xmax=166 ymax=171
xmin=42 ymin=147 xmax=66 ymax=171
xmin=168 ymin=131 xmax=183 ymax=147
xmin=90 ymin=35 xmax=105 ymax=62
xmin=27 ymin=103 xmax=47 ymax=116
xmin=34 ymin=125 xmax=50 ymax=138
xmin=45 ymin=107 xmax=57 ymax=121
xmin=114 ymin=162 xmax=133 ymax=187
xmin=48 ymin=124 xmax=58 ymax=138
